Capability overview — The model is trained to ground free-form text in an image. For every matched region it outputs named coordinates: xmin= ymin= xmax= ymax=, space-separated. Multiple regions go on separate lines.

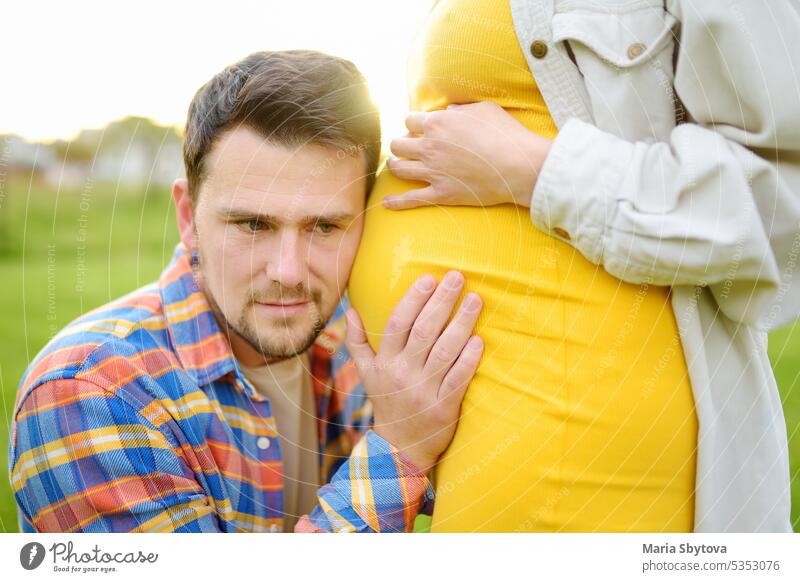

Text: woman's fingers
xmin=390 ymin=136 xmax=424 ymax=160
xmin=404 ymin=270 xmax=465 ymax=367
xmin=424 ymin=292 xmax=483 ymax=384
xmin=438 ymin=335 xmax=484 ymax=403
xmin=378 ymin=274 xmax=438 ymax=356
xmin=387 ymin=158 xmax=430 ymax=182
xmin=405 ymin=111 xmax=427 ymax=134
xmin=382 ymin=187 xmax=439 ymax=210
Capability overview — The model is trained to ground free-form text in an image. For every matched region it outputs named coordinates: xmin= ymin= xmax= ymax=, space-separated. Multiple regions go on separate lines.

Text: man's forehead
xmin=201 ymin=127 xmax=367 ymax=204
xmin=206 ymin=128 xmax=363 ymax=178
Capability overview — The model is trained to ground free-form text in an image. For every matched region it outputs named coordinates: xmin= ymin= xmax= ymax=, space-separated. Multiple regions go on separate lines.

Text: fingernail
xmin=443 ymin=271 xmax=464 ymax=289
xmin=468 ymin=336 xmax=483 ymax=350
xmin=415 ymin=274 xmax=436 ymax=292
xmin=462 ymin=293 xmax=482 ymax=312
xmin=383 ymin=197 xmax=397 ymax=207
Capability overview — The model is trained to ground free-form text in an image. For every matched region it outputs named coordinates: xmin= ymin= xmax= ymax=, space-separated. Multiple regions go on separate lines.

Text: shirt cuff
xmin=299 ymin=430 xmax=432 ymax=533
xmin=530 ymin=117 xmax=635 ymax=265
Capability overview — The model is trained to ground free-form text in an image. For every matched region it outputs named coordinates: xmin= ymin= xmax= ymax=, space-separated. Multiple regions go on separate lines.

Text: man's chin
xmin=255 ymin=337 xmax=317 ymax=360
xmin=245 ymin=317 xmax=324 ymax=359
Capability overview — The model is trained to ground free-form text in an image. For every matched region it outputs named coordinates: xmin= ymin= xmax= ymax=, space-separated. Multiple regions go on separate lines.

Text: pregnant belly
xmin=348 ymin=168 xmax=697 ymax=532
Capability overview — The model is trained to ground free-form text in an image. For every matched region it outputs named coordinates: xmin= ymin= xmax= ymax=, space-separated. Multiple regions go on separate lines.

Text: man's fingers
xmin=344 ymin=308 xmax=376 ymax=370
xmin=382 ymin=187 xmax=439 ymax=210
xmin=405 ymin=111 xmax=427 ymax=134
xmin=424 ymin=292 xmax=483 ymax=384
xmin=390 ymin=136 xmax=424 ymax=160
xmin=387 ymin=158 xmax=431 ymax=182
xmin=404 ymin=270 xmax=465 ymax=367
xmin=378 ymin=274 xmax=438 ymax=356
xmin=438 ymin=335 xmax=484 ymax=402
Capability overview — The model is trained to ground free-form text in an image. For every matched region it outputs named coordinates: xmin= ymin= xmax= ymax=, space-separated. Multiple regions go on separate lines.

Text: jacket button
xmin=553 ymin=227 xmax=571 ymax=241
xmin=257 ymin=436 xmax=271 ymax=450
xmin=627 ymin=42 xmax=646 ymax=60
xmin=530 ymin=40 xmax=548 ymax=59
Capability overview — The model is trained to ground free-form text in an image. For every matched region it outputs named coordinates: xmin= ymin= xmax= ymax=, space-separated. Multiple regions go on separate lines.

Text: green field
xmin=0 ymin=177 xmax=179 ymax=532
xmin=1 ymin=177 xmax=798 ymax=532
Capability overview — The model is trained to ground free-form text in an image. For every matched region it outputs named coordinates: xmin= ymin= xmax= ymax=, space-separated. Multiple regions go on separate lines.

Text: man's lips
xmin=254 ymin=301 xmax=309 ymax=316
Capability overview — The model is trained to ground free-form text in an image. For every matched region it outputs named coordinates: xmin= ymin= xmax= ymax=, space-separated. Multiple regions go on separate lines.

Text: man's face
xmin=186 ymin=127 xmax=366 ymax=365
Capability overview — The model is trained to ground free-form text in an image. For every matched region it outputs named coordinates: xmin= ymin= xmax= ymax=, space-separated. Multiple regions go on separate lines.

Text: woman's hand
xmin=344 ymin=272 xmax=484 ymax=474
xmin=385 ymin=101 xmax=551 ymax=210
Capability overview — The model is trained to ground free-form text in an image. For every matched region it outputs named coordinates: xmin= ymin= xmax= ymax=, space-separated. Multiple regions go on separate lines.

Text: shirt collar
xmin=159 ymin=244 xmax=239 ymax=388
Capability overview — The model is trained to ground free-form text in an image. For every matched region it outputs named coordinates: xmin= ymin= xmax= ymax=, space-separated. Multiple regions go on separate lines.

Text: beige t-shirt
xmin=240 ymin=353 xmax=319 ymax=532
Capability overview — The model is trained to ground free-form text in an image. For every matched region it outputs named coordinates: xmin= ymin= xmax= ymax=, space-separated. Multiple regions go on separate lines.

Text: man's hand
xmin=344 ymin=272 xmax=484 ymax=474
xmin=384 ymin=101 xmax=551 ymax=210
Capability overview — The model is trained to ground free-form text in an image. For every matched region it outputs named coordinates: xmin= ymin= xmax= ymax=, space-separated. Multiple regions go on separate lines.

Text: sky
xmin=1 ymin=0 xmax=435 ymax=144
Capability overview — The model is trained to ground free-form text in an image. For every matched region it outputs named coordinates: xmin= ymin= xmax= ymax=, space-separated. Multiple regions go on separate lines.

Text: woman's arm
xmin=385 ymin=1 xmax=800 ymax=331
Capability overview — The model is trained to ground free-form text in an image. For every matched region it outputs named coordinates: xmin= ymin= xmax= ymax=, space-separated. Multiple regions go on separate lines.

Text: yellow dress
xmin=348 ymin=0 xmax=697 ymax=532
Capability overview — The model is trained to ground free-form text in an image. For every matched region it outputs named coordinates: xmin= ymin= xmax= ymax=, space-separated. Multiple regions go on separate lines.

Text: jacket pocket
xmin=552 ymin=4 xmax=680 ymax=144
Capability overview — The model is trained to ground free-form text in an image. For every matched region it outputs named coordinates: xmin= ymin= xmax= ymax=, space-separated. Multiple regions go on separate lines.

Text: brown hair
xmin=183 ymin=50 xmax=381 ymax=201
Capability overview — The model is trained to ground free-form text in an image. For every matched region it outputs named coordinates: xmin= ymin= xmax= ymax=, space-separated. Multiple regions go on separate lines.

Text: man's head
xmin=172 ymin=51 xmax=381 ymax=366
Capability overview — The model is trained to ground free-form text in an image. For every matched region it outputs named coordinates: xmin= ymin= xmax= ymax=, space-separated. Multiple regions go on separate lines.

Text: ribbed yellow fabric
xmin=348 ymin=0 xmax=697 ymax=532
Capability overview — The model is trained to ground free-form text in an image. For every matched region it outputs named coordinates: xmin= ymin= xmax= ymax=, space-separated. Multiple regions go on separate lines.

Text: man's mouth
xmin=254 ymin=301 xmax=309 ymax=316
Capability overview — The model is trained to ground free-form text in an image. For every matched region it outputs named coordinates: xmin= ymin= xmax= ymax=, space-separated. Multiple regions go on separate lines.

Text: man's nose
xmin=266 ymin=230 xmax=308 ymax=290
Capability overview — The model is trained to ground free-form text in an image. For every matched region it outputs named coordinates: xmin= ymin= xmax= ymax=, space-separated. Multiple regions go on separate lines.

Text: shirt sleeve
xmin=530 ymin=0 xmax=800 ymax=331
xmin=9 ymin=378 xmax=222 ymax=533
xmin=295 ymin=430 xmax=433 ymax=533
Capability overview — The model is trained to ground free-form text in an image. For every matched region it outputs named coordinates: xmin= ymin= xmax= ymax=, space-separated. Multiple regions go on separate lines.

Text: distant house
xmin=2 ymin=116 xmax=184 ymax=190
xmin=2 ymin=135 xmax=56 ymax=174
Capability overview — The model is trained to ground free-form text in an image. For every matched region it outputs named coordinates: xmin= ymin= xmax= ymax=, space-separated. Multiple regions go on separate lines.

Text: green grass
xmin=1 ymin=177 xmax=798 ymax=532
xmin=0 ymin=177 xmax=178 ymax=532
xmin=768 ymin=320 xmax=800 ymax=531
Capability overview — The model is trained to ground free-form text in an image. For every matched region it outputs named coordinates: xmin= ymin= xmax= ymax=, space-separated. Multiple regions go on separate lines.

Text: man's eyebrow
xmin=217 ymin=209 xmax=279 ymax=222
xmin=217 ymin=209 xmax=356 ymax=224
xmin=300 ymin=212 xmax=357 ymax=224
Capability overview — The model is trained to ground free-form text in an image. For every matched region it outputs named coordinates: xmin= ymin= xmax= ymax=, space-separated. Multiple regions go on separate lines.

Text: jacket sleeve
xmin=295 ymin=430 xmax=433 ymax=533
xmin=530 ymin=0 xmax=800 ymax=330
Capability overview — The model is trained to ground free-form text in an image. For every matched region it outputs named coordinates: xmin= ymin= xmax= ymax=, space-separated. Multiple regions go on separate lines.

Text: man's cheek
xmin=214 ymin=270 xmax=246 ymax=314
xmin=337 ymin=233 xmax=362 ymax=274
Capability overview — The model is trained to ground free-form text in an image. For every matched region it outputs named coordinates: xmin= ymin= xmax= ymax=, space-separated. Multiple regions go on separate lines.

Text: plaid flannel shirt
xmin=9 ymin=244 xmax=431 ymax=532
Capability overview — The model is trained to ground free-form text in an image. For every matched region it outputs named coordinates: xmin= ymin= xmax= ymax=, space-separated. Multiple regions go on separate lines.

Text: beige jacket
xmin=510 ymin=0 xmax=800 ymax=531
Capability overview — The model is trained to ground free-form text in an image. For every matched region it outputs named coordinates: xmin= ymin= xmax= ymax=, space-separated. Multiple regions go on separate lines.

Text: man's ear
xmin=172 ymin=178 xmax=196 ymax=252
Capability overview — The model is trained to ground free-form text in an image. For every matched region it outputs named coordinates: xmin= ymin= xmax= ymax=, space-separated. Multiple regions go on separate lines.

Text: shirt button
xmin=530 ymin=40 xmax=548 ymax=59
xmin=627 ymin=42 xmax=646 ymax=60
xmin=553 ymin=227 xmax=571 ymax=241
xmin=257 ymin=436 xmax=271 ymax=450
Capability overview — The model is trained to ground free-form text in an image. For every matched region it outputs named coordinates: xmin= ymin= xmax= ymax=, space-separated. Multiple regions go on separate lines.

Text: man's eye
xmin=240 ymin=220 xmax=266 ymax=232
xmin=314 ymin=222 xmax=337 ymax=235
